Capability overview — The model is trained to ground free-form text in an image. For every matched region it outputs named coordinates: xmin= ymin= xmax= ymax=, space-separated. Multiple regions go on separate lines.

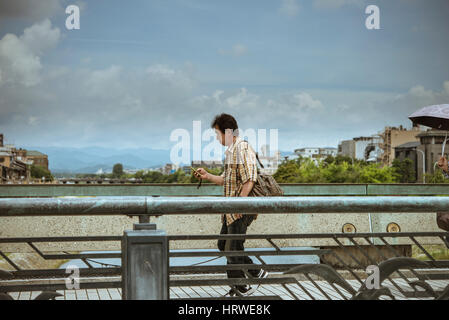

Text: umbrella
xmin=409 ymin=104 xmax=449 ymax=130
xmin=409 ymin=104 xmax=449 ymax=155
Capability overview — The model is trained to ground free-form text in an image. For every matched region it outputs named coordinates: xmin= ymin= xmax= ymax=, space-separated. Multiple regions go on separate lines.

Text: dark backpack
xmin=437 ymin=212 xmax=449 ymax=232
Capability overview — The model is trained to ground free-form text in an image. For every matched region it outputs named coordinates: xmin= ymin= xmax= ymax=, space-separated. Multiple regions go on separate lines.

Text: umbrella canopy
xmin=409 ymin=104 xmax=449 ymax=130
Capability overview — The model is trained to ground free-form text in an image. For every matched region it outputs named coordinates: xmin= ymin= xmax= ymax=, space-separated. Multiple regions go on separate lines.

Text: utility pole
xmin=416 ymin=149 xmax=425 ymax=183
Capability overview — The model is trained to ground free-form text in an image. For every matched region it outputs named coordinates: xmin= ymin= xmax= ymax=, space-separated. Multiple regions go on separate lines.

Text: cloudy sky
xmin=1 ymin=0 xmax=449 ymax=155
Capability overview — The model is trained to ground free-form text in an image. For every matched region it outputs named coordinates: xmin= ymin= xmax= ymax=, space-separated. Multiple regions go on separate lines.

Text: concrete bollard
xmin=121 ymin=223 xmax=169 ymax=300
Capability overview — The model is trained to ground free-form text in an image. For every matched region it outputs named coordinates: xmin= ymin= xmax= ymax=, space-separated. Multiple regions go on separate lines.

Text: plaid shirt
xmin=221 ymin=136 xmax=258 ymax=226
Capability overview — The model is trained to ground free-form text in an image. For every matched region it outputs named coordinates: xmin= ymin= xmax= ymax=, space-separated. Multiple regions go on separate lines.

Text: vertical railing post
xmin=121 ymin=219 xmax=168 ymax=300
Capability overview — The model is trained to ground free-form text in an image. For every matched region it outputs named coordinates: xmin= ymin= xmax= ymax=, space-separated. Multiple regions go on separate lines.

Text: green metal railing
xmin=1 ymin=196 xmax=449 ymax=217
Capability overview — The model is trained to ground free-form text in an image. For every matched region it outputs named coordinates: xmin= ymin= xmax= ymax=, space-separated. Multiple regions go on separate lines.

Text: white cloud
xmin=84 ymin=65 xmax=123 ymax=99
xmin=292 ymin=92 xmax=324 ymax=110
xmin=149 ymin=64 xmax=195 ymax=91
xmin=279 ymin=0 xmax=300 ymax=17
xmin=0 ymin=19 xmax=60 ymax=87
xmin=394 ymin=82 xmax=449 ymax=105
xmin=21 ymin=19 xmax=60 ymax=55
xmin=193 ymin=88 xmax=326 ymax=131
xmin=408 ymin=85 xmax=435 ymax=99
xmin=218 ymin=44 xmax=248 ymax=57
xmin=194 ymin=88 xmax=260 ymax=112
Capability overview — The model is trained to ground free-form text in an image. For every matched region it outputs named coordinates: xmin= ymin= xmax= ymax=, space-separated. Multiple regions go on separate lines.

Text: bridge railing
xmin=0 ymin=195 xmax=448 ymax=300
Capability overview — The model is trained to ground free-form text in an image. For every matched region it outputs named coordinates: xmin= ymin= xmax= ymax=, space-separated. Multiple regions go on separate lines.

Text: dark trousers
xmin=217 ymin=215 xmax=261 ymax=289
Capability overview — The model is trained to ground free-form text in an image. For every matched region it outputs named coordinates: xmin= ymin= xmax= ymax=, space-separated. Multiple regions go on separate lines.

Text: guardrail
xmin=0 ymin=195 xmax=448 ymax=300
xmin=2 ymin=232 xmax=449 ymax=300
xmin=1 ymin=196 xmax=449 ymax=217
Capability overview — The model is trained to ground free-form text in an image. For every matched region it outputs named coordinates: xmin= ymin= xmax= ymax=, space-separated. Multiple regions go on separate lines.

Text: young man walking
xmin=194 ymin=113 xmax=268 ymax=296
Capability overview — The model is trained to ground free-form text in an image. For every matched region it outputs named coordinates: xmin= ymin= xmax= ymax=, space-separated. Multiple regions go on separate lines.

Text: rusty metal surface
xmin=1 ymin=196 xmax=449 ymax=216
xmin=145 ymin=196 xmax=449 ymax=215
xmin=0 ymin=196 xmax=146 ymax=216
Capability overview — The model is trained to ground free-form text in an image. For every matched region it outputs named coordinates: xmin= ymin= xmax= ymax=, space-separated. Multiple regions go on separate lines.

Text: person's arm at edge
xmin=438 ymin=156 xmax=449 ymax=178
xmin=206 ymin=172 xmax=225 ymax=186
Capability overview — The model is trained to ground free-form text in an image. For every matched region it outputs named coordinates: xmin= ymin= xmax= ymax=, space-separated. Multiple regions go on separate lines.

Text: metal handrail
xmin=1 ymin=196 xmax=449 ymax=216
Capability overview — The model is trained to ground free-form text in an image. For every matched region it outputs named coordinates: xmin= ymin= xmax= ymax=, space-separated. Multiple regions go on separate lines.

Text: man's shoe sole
xmin=251 ymin=270 xmax=269 ymax=294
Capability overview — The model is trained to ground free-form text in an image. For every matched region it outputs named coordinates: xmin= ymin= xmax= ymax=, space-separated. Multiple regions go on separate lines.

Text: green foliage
xmin=358 ymin=163 xmax=398 ymax=183
xmin=112 ymin=163 xmax=124 ymax=178
xmin=135 ymin=170 xmax=145 ymax=179
xmin=323 ymin=155 xmax=367 ymax=166
xmin=392 ymin=158 xmax=416 ymax=183
xmin=425 ymin=171 xmax=449 ymax=184
xmin=30 ymin=165 xmax=53 ymax=181
xmin=140 ymin=169 xmax=188 ymax=183
xmin=71 ymin=165 xmax=224 ymax=183
xmin=274 ymin=157 xmax=399 ymax=183
xmin=270 ymin=160 xmax=302 ymax=183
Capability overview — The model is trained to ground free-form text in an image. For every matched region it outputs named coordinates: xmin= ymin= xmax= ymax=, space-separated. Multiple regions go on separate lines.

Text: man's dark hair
xmin=211 ymin=113 xmax=239 ymax=135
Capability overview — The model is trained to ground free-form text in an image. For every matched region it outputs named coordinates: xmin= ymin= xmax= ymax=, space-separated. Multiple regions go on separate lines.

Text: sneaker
xmin=443 ymin=236 xmax=449 ymax=249
xmin=256 ymin=269 xmax=269 ymax=279
xmin=251 ymin=269 xmax=269 ymax=293
xmin=226 ymin=285 xmax=256 ymax=297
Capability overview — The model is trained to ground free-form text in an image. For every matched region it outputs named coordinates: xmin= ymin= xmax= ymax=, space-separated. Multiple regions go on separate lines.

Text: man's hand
xmin=193 ymin=168 xmax=224 ymax=186
xmin=438 ymin=156 xmax=449 ymax=173
xmin=193 ymin=167 xmax=209 ymax=180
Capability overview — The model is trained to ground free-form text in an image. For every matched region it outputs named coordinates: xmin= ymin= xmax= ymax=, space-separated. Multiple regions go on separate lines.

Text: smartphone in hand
xmin=190 ymin=167 xmax=200 ymax=177
xmin=191 ymin=167 xmax=202 ymax=189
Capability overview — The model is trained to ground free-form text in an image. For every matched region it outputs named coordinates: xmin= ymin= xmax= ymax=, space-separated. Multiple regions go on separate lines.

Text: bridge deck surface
xmin=5 ymin=277 xmax=448 ymax=300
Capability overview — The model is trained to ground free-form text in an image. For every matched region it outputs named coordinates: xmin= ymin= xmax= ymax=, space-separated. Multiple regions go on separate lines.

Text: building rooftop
xmin=417 ymin=130 xmax=449 ymax=137
xmin=395 ymin=141 xmax=420 ymax=149
xmin=26 ymin=150 xmax=47 ymax=157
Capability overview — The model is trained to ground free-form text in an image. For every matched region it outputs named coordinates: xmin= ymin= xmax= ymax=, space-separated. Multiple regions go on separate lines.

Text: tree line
xmin=70 ymin=156 xmax=449 ymax=184
xmin=273 ymin=155 xmax=448 ymax=184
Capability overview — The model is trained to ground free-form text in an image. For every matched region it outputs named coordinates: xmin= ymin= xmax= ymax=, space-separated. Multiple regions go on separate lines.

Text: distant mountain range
xmin=21 ymin=146 xmax=170 ymax=174
xmin=21 ymin=145 xmax=296 ymax=174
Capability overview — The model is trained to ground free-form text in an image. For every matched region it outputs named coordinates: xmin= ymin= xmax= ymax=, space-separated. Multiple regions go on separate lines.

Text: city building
xmin=283 ymin=154 xmax=300 ymax=162
xmin=0 ymin=148 xmax=28 ymax=183
xmin=415 ymin=129 xmax=449 ymax=182
xmin=394 ymin=141 xmax=420 ymax=181
xmin=0 ymin=133 xmax=49 ymax=183
xmin=338 ymin=140 xmax=356 ymax=158
xmin=26 ymin=150 xmax=49 ymax=170
xmin=257 ymin=144 xmax=282 ymax=175
xmin=338 ymin=136 xmax=383 ymax=162
xmin=319 ymin=147 xmax=338 ymax=157
xmin=294 ymin=147 xmax=338 ymax=164
xmin=355 ymin=136 xmax=384 ymax=162
xmin=294 ymin=148 xmax=320 ymax=159
xmin=379 ymin=125 xmax=422 ymax=166
xmin=163 ymin=163 xmax=180 ymax=175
